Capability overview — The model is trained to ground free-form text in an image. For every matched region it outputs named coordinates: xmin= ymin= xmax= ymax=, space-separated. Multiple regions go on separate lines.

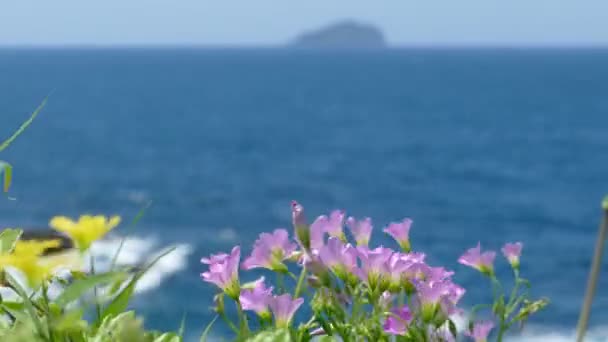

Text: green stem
xmin=294 ymin=265 xmax=307 ymax=298
xmin=490 ymin=275 xmax=509 ymax=342
xmin=41 ymin=283 xmax=54 ymax=342
xmin=277 ymin=272 xmax=286 ymax=294
xmin=351 ymin=291 xmax=361 ymax=321
xmin=89 ymin=254 xmax=102 ymax=321
xmin=220 ymin=312 xmax=239 ymax=334
xmin=236 ymin=301 xmax=250 ymax=337
xmin=506 ymin=275 xmax=522 ymax=316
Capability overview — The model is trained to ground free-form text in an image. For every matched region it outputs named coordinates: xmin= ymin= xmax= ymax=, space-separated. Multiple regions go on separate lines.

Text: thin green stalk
xmin=90 ymin=254 xmax=102 ymax=321
xmin=506 ymin=272 xmax=522 ymax=316
xmin=41 ymin=282 xmax=55 ymax=342
xmin=491 ymin=276 xmax=508 ymax=342
xmin=294 ymin=265 xmax=307 ymax=298
xmin=0 ymin=96 xmax=48 ymax=152
xmin=276 ymin=272 xmax=286 ymax=294
xmin=236 ymin=301 xmax=249 ymax=337
xmin=109 ymin=201 xmax=152 ymax=271
xmin=220 ymin=311 xmax=239 ymax=334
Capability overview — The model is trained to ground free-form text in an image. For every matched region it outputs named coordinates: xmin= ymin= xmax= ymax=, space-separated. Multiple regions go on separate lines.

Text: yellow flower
xmin=0 ymin=254 xmax=53 ymax=288
xmin=49 ymin=215 xmax=121 ymax=251
xmin=13 ymin=239 xmax=61 ymax=257
xmin=0 ymin=238 xmax=83 ymax=288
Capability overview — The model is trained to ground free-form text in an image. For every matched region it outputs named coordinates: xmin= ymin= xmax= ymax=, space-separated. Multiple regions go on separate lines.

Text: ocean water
xmin=0 ymin=48 xmax=607 ymax=341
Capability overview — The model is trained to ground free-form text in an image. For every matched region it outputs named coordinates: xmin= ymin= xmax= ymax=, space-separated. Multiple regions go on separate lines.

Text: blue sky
xmin=1 ymin=0 xmax=607 ymax=46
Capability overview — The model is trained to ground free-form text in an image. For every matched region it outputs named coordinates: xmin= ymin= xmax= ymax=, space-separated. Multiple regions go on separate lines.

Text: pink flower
xmin=346 ymin=216 xmax=373 ymax=246
xmin=465 ymin=321 xmax=494 ymax=342
xmin=426 ymin=266 xmax=455 ymax=284
xmin=201 ymin=246 xmax=241 ymax=299
xmin=383 ymin=306 xmax=412 ymax=335
xmin=458 ymin=242 xmax=496 ymax=276
xmin=269 ymin=294 xmax=304 ymax=328
xmin=318 ymin=237 xmax=358 ymax=281
xmin=326 ymin=210 xmax=345 ymax=239
xmin=291 ymin=201 xmax=311 ymax=251
xmin=384 ymin=218 xmax=413 ymax=252
xmin=357 ymin=246 xmax=393 ymax=290
xmin=310 ymin=215 xmax=328 ymax=250
xmin=242 ymin=229 xmax=297 ymax=272
xmin=501 ymin=242 xmax=523 ymax=269
xmin=415 ymin=280 xmax=455 ymax=322
xmin=239 ymin=277 xmax=273 ymax=319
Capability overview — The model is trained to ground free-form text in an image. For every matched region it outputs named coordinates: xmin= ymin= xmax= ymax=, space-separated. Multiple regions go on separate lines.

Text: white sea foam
xmin=87 ymin=235 xmax=193 ymax=294
xmin=0 ymin=234 xmax=192 ymax=302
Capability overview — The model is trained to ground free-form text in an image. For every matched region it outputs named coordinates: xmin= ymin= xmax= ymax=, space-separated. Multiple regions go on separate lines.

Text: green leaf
xmin=245 ymin=329 xmax=292 ymax=342
xmin=92 ymin=311 xmax=148 ymax=342
xmin=54 ymin=271 xmax=127 ymax=307
xmin=0 ymin=97 xmax=48 ymax=152
xmin=0 ymin=228 xmax=22 ymax=253
xmin=0 ymin=161 xmax=12 ymax=193
xmin=1 ymin=303 xmax=31 ymax=323
xmin=3 ymin=271 xmax=46 ymax=339
xmin=97 ymin=247 xmax=176 ymax=326
xmin=153 ymin=333 xmax=182 ymax=342
xmin=448 ymin=319 xmax=458 ymax=338
xmin=316 ymin=336 xmax=338 ymax=342
xmin=199 ymin=315 xmax=218 ymax=342
xmin=1 ymin=301 xmax=25 ymax=311
xmin=492 ymin=295 xmax=505 ymax=316
xmin=109 ymin=201 xmax=153 ymax=271
xmin=314 ymin=314 xmax=332 ymax=336
xmin=53 ymin=308 xmax=88 ymax=333
xmin=178 ymin=312 xmax=187 ymax=338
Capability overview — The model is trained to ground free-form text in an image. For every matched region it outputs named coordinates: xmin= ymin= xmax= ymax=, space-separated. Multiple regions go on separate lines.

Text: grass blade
xmin=110 ymin=200 xmax=153 ymax=271
xmin=199 ymin=315 xmax=218 ymax=342
xmin=0 ymin=97 xmax=48 ymax=152
xmin=54 ymin=271 xmax=126 ymax=307
xmin=97 ymin=246 xmax=176 ymax=326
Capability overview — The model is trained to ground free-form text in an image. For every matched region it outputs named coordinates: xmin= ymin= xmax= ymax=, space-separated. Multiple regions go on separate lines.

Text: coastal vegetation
xmin=0 ymin=102 xmax=549 ymax=341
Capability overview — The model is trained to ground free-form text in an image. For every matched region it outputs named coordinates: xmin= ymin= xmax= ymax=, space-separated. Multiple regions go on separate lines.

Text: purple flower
xmin=201 ymin=246 xmax=241 ymax=299
xmin=465 ymin=321 xmax=494 ymax=342
xmin=501 ymin=242 xmax=523 ymax=269
xmin=439 ymin=282 xmax=466 ymax=316
xmin=426 ymin=267 xmax=455 ymax=284
xmin=417 ymin=280 xmax=446 ymax=306
xmin=346 ymin=216 xmax=373 ymax=246
xmin=318 ymin=237 xmax=358 ymax=281
xmin=458 ymin=242 xmax=496 ymax=276
xmin=242 ymin=229 xmax=297 ymax=272
xmin=326 ymin=210 xmax=346 ymax=239
xmin=357 ymin=246 xmax=393 ymax=290
xmin=386 ymin=253 xmax=429 ymax=290
xmin=291 ymin=201 xmax=311 ymax=251
xmin=239 ymin=277 xmax=273 ymax=319
xmin=310 ymin=215 xmax=328 ymax=250
xmin=384 ymin=218 xmax=413 ymax=252
xmin=269 ymin=294 xmax=304 ymax=328
xmin=445 ymin=282 xmax=466 ymax=305
xmin=416 ymin=280 xmax=452 ymax=323
xmin=383 ymin=306 xmax=412 ymax=336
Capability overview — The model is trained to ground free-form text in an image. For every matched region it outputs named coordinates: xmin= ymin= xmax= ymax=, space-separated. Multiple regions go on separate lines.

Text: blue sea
xmin=1 ymin=48 xmax=607 ymax=341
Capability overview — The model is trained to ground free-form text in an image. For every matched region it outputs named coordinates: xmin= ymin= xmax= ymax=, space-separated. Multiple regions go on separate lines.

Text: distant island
xmin=291 ymin=20 xmax=387 ymax=49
